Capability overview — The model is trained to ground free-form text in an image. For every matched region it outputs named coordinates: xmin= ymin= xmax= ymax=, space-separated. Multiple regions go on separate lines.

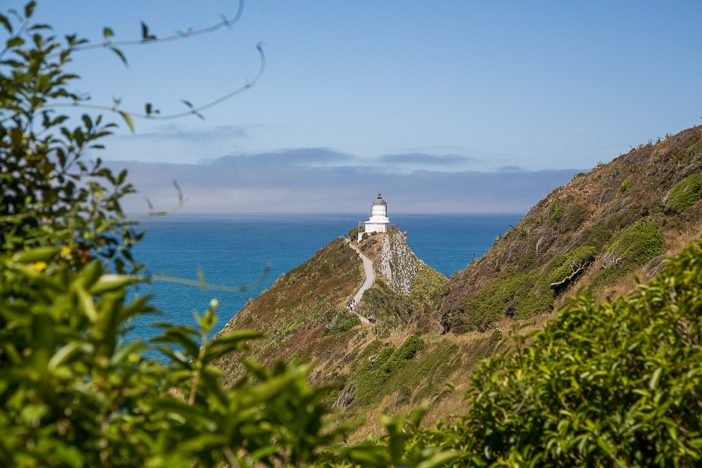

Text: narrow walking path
xmin=344 ymin=239 xmax=375 ymax=325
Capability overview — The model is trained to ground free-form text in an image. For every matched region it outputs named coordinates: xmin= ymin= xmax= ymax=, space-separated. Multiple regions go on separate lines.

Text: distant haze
xmin=112 ymin=148 xmax=579 ymax=215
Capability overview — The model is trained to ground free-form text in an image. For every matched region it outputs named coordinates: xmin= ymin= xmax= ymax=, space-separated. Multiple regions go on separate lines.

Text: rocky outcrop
xmin=378 ymin=229 xmax=419 ymax=294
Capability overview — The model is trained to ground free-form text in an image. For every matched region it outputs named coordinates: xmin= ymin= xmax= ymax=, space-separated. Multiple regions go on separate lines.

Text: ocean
xmin=128 ymin=213 xmax=521 ymax=340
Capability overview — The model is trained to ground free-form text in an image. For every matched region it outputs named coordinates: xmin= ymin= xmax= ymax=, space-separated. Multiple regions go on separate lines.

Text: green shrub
xmin=557 ymin=202 xmax=587 ymax=232
xmin=461 ymin=272 xmax=553 ymax=331
xmin=664 ymin=173 xmax=702 ymax=213
xmin=356 ymin=280 xmax=415 ymax=336
xmin=460 ymin=274 xmax=525 ymax=331
xmin=620 ymin=178 xmax=632 ymax=193
xmin=350 ymin=335 xmax=424 ymax=408
xmin=586 ymin=220 xmax=663 ymax=292
xmin=410 ymin=265 xmax=449 ymax=312
xmin=0 ymin=5 xmax=456 ymax=466
xmin=546 ymin=245 xmax=596 ymax=285
xmin=606 ymin=219 xmax=663 ymax=268
xmin=348 ymin=226 xmax=361 ymax=240
xmin=549 ymin=198 xmax=567 ymax=224
xmin=433 ymin=242 xmax=702 ymax=466
xmin=459 ymin=247 xmax=596 ymax=332
xmin=396 ymin=334 xmax=423 ymax=360
xmin=323 ymin=308 xmax=361 ymax=335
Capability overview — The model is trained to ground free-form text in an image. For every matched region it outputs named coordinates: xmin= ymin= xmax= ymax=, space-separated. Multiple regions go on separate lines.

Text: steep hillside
xmin=440 ymin=126 xmax=702 ymax=333
xmin=216 ymin=238 xmax=364 ymax=383
xmin=216 ymin=230 xmax=453 ymax=426
xmin=217 ymin=125 xmax=702 ymax=439
xmin=354 ymin=228 xmax=448 ymax=335
xmin=215 ymin=228 xmax=546 ymax=438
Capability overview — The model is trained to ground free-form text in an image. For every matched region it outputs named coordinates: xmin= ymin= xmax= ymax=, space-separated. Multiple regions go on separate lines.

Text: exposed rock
xmin=378 ymin=229 xmax=419 ymax=294
xmin=335 ymin=383 xmax=356 ymax=409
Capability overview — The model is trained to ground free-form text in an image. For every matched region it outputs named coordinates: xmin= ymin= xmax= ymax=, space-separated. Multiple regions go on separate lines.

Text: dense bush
xmin=410 ymin=264 xmax=449 ymax=313
xmin=348 ymin=226 xmax=361 ymax=240
xmin=664 ymin=173 xmax=702 ymax=213
xmin=422 ymin=241 xmax=702 ymax=466
xmin=619 ymin=219 xmax=663 ymax=262
xmin=323 ymin=307 xmax=361 ymax=335
xmin=347 ymin=336 xmax=425 ymax=409
xmin=356 ymin=279 xmax=415 ymax=336
xmin=599 ymin=219 xmax=663 ymax=279
xmin=546 ymin=245 xmax=596 ymax=285
xmin=0 ymin=4 xmax=456 ymax=466
xmin=548 ymin=198 xmax=567 ymax=224
xmin=459 ymin=246 xmax=596 ymax=332
xmin=0 ymin=254 xmax=342 ymax=465
xmin=460 ymin=273 xmax=531 ymax=331
xmin=620 ymin=178 xmax=632 ymax=193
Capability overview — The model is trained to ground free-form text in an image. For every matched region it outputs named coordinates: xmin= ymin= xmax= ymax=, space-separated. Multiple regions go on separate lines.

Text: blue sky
xmin=9 ymin=1 xmax=702 ymax=212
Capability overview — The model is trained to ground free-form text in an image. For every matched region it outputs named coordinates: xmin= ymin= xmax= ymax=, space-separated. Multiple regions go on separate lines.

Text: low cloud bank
xmin=110 ymin=148 xmax=580 ymax=215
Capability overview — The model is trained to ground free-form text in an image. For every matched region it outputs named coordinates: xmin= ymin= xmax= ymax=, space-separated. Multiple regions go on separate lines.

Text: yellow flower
xmin=516 ymin=369 xmax=523 ymax=380
xmin=33 ymin=261 xmax=47 ymax=272
xmin=60 ymin=246 xmax=71 ymax=257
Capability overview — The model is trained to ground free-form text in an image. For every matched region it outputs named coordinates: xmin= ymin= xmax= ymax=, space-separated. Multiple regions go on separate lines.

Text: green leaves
xmin=90 ymin=273 xmax=132 ymax=294
xmin=0 ymin=14 xmax=12 ymax=33
xmin=5 ymin=35 xmax=25 ymax=49
xmin=12 ymin=246 xmax=58 ymax=263
xmin=433 ymin=241 xmax=702 ymax=466
xmin=140 ymin=21 xmax=156 ymax=42
xmin=24 ymin=1 xmax=36 ymax=18
xmin=0 ymin=2 xmax=408 ymax=466
xmin=118 ymin=110 xmax=135 ymax=133
xmin=109 ymin=46 xmax=127 ymax=66
xmin=334 ymin=407 xmax=460 ymax=467
xmin=180 ymin=99 xmax=205 ymax=120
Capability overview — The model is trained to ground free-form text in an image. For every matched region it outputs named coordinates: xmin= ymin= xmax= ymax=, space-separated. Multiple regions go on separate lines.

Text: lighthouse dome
xmin=359 ymin=193 xmax=390 ymax=241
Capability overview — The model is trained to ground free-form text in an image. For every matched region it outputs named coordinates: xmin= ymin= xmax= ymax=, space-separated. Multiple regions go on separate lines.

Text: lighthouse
xmin=359 ymin=194 xmax=390 ymax=241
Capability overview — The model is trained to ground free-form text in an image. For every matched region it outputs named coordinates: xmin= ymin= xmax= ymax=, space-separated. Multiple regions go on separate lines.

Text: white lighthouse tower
xmin=359 ymin=194 xmax=390 ymax=241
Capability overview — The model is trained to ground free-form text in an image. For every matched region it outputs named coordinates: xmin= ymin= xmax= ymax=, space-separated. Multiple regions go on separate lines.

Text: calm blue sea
xmin=128 ymin=213 xmax=521 ymax=340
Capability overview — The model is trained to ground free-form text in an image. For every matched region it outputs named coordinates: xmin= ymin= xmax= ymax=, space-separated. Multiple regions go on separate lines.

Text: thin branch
xmin=549 ymin=258 xmax=593 ymax=293
xmin=62 ymin=0 xmax=244 ymax=55
xmin=45 ymin=43 xmax=265 ymax=121
xmin=129 ymin=179 xmax=187 ymax=219
xmin=149 ymin=261 xmax=271 ymax=293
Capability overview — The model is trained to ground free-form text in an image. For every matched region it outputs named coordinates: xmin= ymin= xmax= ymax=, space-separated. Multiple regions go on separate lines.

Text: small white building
xmin=359 ymin=194 xmax=390 ymax=241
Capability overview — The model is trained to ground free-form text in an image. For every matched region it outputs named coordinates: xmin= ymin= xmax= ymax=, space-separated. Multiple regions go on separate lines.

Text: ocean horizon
xmin=128 ymin=213 xmax=522 ymax=340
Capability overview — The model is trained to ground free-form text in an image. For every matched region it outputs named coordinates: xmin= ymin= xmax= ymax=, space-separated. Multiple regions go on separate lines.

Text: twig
xmin=45 ymin=43 xmax=265 ymax=122
xmin=148 ymin=261 xmax=271 ymax=293
xmin=61 ymin=0 xmax=244 ymax=55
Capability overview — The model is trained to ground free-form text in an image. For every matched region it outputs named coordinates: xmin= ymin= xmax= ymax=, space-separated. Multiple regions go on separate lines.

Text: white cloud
xmin=110 ymin=149 xmax=580 ymax=214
